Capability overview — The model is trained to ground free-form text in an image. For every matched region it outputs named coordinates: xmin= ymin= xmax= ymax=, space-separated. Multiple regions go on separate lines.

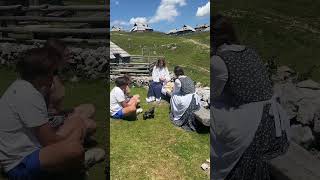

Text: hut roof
xmin=110 ymin=41 xmax=130 ymax=59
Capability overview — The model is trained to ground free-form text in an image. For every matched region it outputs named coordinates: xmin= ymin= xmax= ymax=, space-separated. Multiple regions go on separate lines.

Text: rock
xmin=290 ymin=125 xmax=314 ymax=147
xmin=297 ymin=79 xmax=320 ymax=90
xmin=296 ymin=99 xmax=319 ymax=125
xmin=313 ymin=114 xmax=320 ymax=133
xmin=70 ymin=75 xmax=79 ymax=82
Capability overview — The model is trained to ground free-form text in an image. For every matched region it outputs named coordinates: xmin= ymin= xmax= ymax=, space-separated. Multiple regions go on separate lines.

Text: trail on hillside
xmin=223 ymin=9 xmax=320 ymax=34
xmin=183 ymin=39 xmax=210 ymax=49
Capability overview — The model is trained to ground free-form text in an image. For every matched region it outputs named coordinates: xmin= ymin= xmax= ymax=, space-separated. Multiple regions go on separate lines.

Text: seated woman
xmin=146 ymin=58 xmax=171 ymax=103
xmin=170 ymin=66 xmax=201 ymax=131
xmin=211 ymin=14 xmax=290 ymax=180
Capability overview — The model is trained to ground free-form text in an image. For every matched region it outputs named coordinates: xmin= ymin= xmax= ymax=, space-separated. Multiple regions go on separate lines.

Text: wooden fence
xmin=0 ymin=4 xmax=108 ymax=46
xmin=110 ymin=55 xmax=164 ymax=76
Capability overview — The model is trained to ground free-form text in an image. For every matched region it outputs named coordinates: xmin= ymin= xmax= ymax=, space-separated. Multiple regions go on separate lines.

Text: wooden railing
xmin=0 ymin=4 xmax=108 ymax=46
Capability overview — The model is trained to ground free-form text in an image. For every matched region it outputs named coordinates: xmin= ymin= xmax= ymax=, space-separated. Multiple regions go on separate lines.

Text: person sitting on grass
xmin=146 ymin=58 xmax=171 ymax=103
xmin=110 ymin=76 xmax=142 ymax=120
xmin=0 ymin=47 xmax=95 ymax=179
xmin=170 ymin=66 xmax=202 ymax=131
xmin=43 ymin=39 xmax=98 ymax=138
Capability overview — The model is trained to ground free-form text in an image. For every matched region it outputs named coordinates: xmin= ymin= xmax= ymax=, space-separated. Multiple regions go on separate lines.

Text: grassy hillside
xmin=110 ymin=87 xmax=209 ymax=179
xmin=214 ymin=0 xmax=320 ymax=81
xmin=111 ymin=31 xmax=210 ymax=85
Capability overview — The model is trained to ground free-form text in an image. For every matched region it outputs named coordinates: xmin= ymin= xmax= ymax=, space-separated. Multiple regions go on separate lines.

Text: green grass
xmin=111 ymin=31 xmax=210 ymax=86
xmin=110 ymin=87 xmax=209 ymax=179
xmin=0 ymin=68 xmax=107 ymax=180
xmin=214 ymin=1 xmax=320 ymax=81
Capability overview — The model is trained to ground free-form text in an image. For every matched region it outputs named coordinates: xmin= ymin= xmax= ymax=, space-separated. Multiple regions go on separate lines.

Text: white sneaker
xmin=136 ymin=108 xmax=143 ymax=114
xmin=156 ymin=98 xmax=161 ymax=102
xmin=84 ymin=148 xmax=105 ymax=169
xmin=146 ymin=96 xmax=155 ymax=103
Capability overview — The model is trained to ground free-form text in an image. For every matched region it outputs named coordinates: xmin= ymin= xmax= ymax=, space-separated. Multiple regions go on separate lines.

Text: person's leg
xmin=147 ymin=81 xmax=156 ymax=98
xmin=122 ymin=104 xmax=137 ymax=117
xmin=154 ymin=83 xmax=163 ymax=99
xmin=39 ymin=133 xmax=85 ymax=172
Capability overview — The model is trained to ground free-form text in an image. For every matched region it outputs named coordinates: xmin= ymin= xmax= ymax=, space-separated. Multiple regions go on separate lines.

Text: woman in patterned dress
xmin=170 ymin=66 xmax=202 ymax=131
xmin=210 ymin=14 xmax=290 ymax=180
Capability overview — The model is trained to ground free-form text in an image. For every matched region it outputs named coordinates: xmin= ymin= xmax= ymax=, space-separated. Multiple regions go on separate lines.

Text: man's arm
xmin=33 ymin=123 xmax=64 ymax=146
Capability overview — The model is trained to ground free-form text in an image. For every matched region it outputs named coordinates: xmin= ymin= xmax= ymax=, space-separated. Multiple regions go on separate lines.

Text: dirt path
xmin=183 ymin=39 xmax=210 ymax=49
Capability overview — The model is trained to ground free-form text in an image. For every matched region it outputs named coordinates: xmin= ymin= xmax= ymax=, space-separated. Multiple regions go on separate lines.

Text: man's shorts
xmin=7 ymin=149 xmax=48 ymax=179
xmin=112 ymin=109 xmax=125 ymax=119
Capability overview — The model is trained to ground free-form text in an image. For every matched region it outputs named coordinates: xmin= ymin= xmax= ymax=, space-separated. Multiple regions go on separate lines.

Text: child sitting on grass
xmin=110 ymin=76 xmax=142 ymax=119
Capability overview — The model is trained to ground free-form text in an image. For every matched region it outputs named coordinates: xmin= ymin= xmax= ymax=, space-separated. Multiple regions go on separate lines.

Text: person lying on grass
xmin=110 ymin=76 xmax=142 ymax=120
xmin=0 ymin=46 xmax=102 ymax=180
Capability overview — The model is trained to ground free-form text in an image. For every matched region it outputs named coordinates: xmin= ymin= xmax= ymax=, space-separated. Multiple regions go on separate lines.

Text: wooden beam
xmin=0 ymin=27 xmax=108 ymax=35
xmin=0 ymin=5 xmax=22 ymax=11
xmin=0 ymin=5 xmax=108 ymax=12
xmin=0 ymin=16 xmax=108 ymax=23
xmin=0 ymin=37 xmax=108 ymax=45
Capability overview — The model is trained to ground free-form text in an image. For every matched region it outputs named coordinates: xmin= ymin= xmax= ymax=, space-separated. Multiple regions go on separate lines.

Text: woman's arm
xmin=164 ymin=67 xmax=171 ymax=81
xmin=152 ymin=66 xmax=159 ymax=82
xmin=173 ymin=78 xmax=182 ymax=94
xmin=211 ymin=56 xmax=228 ymax=99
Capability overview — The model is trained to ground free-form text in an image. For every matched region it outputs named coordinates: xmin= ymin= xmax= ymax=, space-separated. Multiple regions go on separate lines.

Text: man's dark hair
xmin=115 ymin=76 xmax=128 ymax=87
xmin=174 ymin=66 xmax=184 ymax=77
xmin=211 ymin=14 xmax=239 ymax=55
xmin=44 ymin=38 xmax=66 ymax=56
xmin=16 ymin=47 xmax=61 ymax=81
xmin=123 ymin=74 xmax=132 ymax=84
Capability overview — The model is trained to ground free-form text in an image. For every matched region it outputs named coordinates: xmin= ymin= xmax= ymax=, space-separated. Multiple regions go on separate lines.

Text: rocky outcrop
xmin=273 ymin=66 xmax=320 ymax=150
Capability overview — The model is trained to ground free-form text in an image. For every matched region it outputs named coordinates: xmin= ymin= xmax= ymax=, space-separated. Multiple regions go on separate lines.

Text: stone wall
xmin=0 ymin=42 xmax=109 ymax=79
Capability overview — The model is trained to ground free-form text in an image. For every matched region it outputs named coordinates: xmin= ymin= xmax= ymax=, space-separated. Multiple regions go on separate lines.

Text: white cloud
xmin=111 ymin=20 xmax=129 ymax=26
xmin=129 ymin=17 xmax=148 ymax=25
xmin=196 ymin=1 xmax=210 ymax=17
xmin=149 ymin=0 xmax=186 ymax=23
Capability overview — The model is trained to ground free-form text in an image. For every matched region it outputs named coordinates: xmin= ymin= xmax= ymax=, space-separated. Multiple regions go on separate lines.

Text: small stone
xmin=70 ymin=76 xmax=79 ymax=82
xmin=290 ymin=125 xmax=314 ymax=147
xmin=297 ymin=79 xmax=320 ymax=90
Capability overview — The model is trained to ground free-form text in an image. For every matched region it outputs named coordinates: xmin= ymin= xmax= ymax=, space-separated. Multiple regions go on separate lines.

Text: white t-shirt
xmin=110 ymin=86 xmax=126 ymax=116
xmin=0 ymin=80 xmax=49 ymax=172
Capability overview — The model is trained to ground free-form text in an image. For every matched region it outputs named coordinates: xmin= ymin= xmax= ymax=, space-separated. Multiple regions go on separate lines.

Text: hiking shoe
xmin=136 ymin=108 xmax=143 ymax=114
xmin=146 ymin=96 xmax=155 ymax=103
xmin=84 ymin=148 xmax=105 ymax=169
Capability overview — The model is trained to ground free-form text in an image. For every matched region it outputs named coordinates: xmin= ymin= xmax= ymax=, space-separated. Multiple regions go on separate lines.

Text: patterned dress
xmin=214 ymin=47 xmax=289 ymax=180
xmin=170 ymin=76 xmax=201 ymax=131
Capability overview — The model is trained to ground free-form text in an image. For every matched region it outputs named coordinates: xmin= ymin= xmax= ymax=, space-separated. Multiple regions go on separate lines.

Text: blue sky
xmin=110 ymin=0 xmax=210 ymax=32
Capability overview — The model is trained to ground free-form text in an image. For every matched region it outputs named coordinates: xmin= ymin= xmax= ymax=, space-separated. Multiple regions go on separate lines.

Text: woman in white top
xmin=146 ymin=58 xmax=171 ymax=102
xmin=170 ymin=66 xmax=201 ymax=131
xmin=211 ymin=14 xmax=290 ymax=180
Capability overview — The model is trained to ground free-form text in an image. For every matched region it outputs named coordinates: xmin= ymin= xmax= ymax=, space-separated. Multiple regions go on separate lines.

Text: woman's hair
xmin=155 ymin=57 xmax=166 ymax=68
xmin=174 ymin=66 xmax=184 ymax=77
xmin=211 ymin=14 xmax=239 ymax=55
xmin=115 ymin=76 xmax=128 ymax=87
xmin=16 ymin=47 xmax=61 ymax=81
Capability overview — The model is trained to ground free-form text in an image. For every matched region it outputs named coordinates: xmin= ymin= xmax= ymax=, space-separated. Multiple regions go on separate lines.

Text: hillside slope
xmin=111 ymin=32 xmax=210 ymax=85
xmin=215 ymin=0 xmax=320 ymax=81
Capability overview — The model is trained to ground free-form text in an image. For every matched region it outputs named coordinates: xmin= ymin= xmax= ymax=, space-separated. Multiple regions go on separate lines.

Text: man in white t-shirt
xmin=0 ymin=47 xmax=88 ymax=179
xmin=110 ymin=76 xmax=141 ymax=119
